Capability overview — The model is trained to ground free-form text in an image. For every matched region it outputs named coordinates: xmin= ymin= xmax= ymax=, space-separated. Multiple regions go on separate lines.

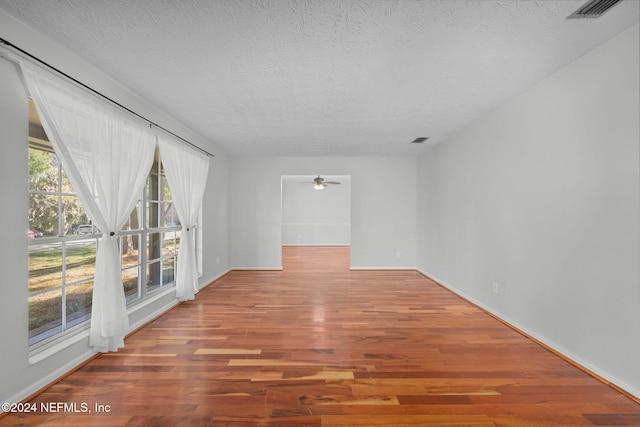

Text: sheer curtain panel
xmin=21 ymin=64 xmax=156 ymax=352
xmin=158 ymin=135 xmax=210 ymax=301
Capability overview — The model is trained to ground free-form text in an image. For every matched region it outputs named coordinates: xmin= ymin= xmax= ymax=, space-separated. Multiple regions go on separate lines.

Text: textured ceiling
xmin=0 ymin=0 xmax=638 ymax=157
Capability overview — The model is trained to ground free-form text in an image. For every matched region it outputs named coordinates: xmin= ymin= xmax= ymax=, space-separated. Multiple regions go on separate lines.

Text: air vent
xmin=411 ymin=137 xmax=429 ymax=144
xmin=567 ymin=0 xmax=622 ymax=19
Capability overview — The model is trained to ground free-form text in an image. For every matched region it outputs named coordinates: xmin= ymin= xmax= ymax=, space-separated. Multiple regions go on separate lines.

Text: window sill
xmin=29 ymin=327 xmax=90 ymax=365
xmin=29 ymin=285 xmax=178 ymax=366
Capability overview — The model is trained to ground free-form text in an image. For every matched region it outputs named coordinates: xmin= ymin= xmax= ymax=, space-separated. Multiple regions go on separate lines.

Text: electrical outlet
xmin=492 ymin=282 xmax=499 ymax=294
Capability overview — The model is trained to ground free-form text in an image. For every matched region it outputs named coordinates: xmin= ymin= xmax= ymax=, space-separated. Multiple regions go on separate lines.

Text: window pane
xmin=29 ymin=289 xmax=62 ymax=343
xmin=122 ymin=203 xmax=140 ymax=231
xmin=123 ymin=267 xmax=139 ymax=300
xmin=65 ymin=242 xmax=96 ymax=284
xmin=121 ymin=234 xmax=140 ymax=268
xmin=147 ymin=201 xmax=160 ymax=228
xmin=148 ymin=231 xmax=179 ymax=257
xmin=162 ymin=258 xmax=175 ymax=286
xmin=162 ymin=171 xmax=172 ymax=202
xmin=146 ymin=169 xmax=160 ymax=201
xmin=146 ymin=258 xmax=175 ymax=293
xmin=60 ymin=165 xmax=72 ymax=192
xmin=147 ymin=232 xmax=163 ymax=262
xmin=146 ymin=261 xmax=162 ymax=292
xmin=29 ymin=245 xmax=63 ymax=294
xmin=161 ymin=202 xmax=177 ymax=227
xmin=29 ymin=194 xmax=58 ymax=237
xmin=28 ymin=148 xmax=58 ymax=192
xmin=166 ymin=204 xmax=180 ymax=227
xmin=62 ymin=196 xmax=90 ymax=236
xmin=72 ymin=224 xmax=97 ymax=236
xmin=163 ymin=231 xmax=178 ymax=255
xmin=66 ymin=282 xmax=93 ymax=329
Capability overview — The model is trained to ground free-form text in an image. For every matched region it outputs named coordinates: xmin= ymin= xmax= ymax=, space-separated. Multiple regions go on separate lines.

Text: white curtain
xmin=158 ymin=135 xmax=210 ymax=301
xmin=21 ymin=64 xmax=156 ymax=352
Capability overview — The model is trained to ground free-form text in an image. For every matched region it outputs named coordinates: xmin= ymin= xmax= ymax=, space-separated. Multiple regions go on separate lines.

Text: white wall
xmin=0 ymin=55 xmax=31 ymax=413
xmin=230 ymin=157 xmax=416 ymax=269
xmin=0 ymin=9 xmax=230 ymax=406
xmin=281 ymin=175 xmax=351 ymax=245
xmin=417 ymin=23 xmax=640 ymax=397
xmin=201 ymin=156 xmax=231 ymax=285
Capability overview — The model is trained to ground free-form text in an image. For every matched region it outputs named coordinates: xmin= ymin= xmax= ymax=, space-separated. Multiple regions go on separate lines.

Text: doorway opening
xmin=280 ymin=175 xmax=351 ymax=270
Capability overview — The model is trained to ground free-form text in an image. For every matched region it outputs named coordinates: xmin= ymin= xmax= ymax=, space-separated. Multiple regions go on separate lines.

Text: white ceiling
xmin=0 ymin=0 xmax=638 ymax=157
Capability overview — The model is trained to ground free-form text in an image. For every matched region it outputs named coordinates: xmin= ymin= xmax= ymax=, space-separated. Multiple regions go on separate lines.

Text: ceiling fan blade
xmin=296 ymin=176 xmax=340 ymax=186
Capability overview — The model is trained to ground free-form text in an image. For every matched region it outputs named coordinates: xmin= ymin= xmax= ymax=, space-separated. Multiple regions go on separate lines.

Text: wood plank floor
xmin=2 ymin=246 xmax=638 ymax=426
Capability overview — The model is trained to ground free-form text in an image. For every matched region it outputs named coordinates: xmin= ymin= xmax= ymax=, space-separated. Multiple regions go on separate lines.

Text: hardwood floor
xmin=2 ymin=246 xmax=638 ymax=426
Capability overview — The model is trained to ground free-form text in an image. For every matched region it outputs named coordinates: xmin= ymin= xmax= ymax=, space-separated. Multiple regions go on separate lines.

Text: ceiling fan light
xmin=313 ymin=175 xmax=325 ymax=190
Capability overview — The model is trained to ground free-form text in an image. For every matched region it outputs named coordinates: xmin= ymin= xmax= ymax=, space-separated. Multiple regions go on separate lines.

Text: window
xmin=120 ymin=155 xmax=181 ymax=302
xmin=28 ymin=100 xmax=179 ymax=347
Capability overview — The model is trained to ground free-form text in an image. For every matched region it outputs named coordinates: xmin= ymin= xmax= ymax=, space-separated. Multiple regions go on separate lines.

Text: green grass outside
xmin=28 ymin=239 xmax=178 ymax=338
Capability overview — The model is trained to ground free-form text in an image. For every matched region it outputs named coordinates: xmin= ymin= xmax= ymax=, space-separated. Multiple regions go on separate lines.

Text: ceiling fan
xmin=301 ymin=175 xmax=341 ymax=190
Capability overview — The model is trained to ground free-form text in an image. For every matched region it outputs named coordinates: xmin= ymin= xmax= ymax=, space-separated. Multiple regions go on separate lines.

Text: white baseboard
xmin=4 ymin=349 xmax=95 ymax=414
xmin=350 ymin=266 xmax=416 ymax=270
xmin=417 ymin=268 xmax=640 ymax=400
xmin=198 ymin=269 xmax=232 ymax=290
xmin=127 ymin=298 xmax=180 ymax=333
xmin=282 ymin=244 xmax=350 ymax=247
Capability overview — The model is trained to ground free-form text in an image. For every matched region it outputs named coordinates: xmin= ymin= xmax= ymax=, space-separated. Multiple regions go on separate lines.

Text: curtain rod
xmin=0 ymin=37 xmax=214 ymax=157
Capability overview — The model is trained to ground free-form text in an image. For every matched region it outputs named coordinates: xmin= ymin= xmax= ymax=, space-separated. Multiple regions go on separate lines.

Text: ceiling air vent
xmin=567 ymin=0 xmax=623 ymax=19
xmin=411 ymin=137 xmax=429 ymax=144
